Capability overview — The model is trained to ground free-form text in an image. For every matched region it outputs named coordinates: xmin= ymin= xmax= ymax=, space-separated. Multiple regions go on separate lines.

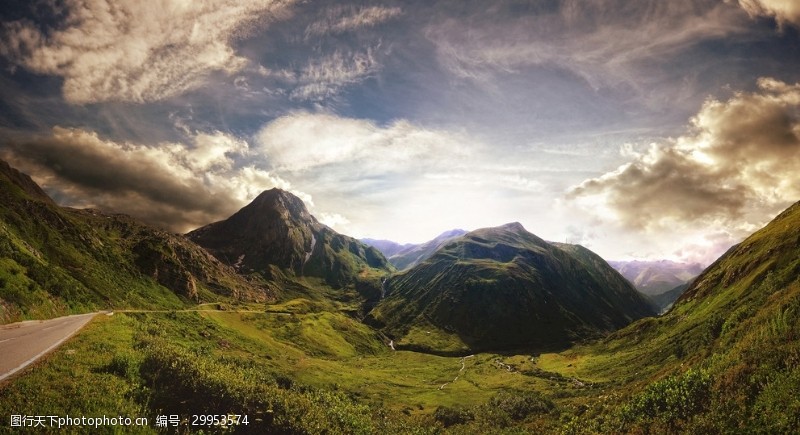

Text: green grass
xmin=0 ymin=308 xmax=572 ymax=432
xmin=3 ymin=267 xmax=800 ymax=433
xmin=0 ymin=314 xmax=151 ymax=434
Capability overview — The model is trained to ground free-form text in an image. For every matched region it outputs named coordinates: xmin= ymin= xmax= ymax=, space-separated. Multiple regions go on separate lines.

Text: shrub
xmin=433 ymin=406 xmax=474 ymax=427
xmin=488 ymin=391 xmax=555 ymax=421
xmin=621 ymin=368 xmax=712 ymax=430
xmin=105 ymin=353 xmax=139 ymax=380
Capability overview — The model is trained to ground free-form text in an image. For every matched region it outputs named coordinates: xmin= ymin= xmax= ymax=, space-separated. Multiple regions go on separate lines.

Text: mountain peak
xmin=499 ymin=222 xmax=526 ymax=232
xmin=371 ymin=220 xmax=654 ymax=352
xmin=188 ymin=187 xmax=391 ymax=288
xmin=436 ymin=228 xmax=467 ymax=239
xmin=248 ymin=188 xmax=310 ymax=218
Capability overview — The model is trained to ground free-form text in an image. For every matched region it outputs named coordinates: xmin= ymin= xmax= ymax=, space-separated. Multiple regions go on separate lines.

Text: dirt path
xmin=439 ymin=355 xmax=474 ymax=390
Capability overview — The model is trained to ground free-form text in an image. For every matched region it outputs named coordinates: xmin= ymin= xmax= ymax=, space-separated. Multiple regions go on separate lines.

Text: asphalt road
xmin=0 ymin=313 xmax=97 ymax=382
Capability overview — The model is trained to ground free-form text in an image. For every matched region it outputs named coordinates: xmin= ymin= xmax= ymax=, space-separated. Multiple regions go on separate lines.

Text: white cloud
xmin=426 ymin=0 xmax=749 ymax=96
xmin=305 ymin=6 xmax=402 ymax=37
xmin=0 ymin=0 xmax=295 ymax=104
xmin=253 ymin=112 xmax=559 ymax=243
xmin=568 ymin=77 xmax=800 ymax=261
xmin=738 ymin=0 xmax=800 ymax=28
xmin=3 ymin=127 xmax=299 ymax=232
xmin=256 ymin=111 xmax=471 ymax=172
xmin=317 ymin=212 xmax=351 ymax=228
xmin=289 ymin=49 xmax=382 ymax=101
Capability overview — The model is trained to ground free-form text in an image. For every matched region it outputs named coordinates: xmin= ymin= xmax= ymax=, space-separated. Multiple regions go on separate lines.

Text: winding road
xmin=0 ymin=313 xmax=97 ymax=382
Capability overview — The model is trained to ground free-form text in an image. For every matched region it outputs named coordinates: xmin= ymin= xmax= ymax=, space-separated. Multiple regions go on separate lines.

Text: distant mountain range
xmin=608 ymin=259 xmax=704 ymax=311
xmin=608 ymin=260 xmax=704 ymax=295
xmin=363 ymin=229 xmax=467 ymax=270
xmin=368 ymin=222 xmax=655 ymax=353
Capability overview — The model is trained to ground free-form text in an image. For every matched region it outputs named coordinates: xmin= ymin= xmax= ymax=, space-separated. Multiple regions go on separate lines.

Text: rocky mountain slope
xmin=188 ymin=188 xmax=392 ymax=290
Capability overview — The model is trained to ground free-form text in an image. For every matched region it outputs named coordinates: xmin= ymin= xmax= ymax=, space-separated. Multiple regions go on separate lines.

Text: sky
xmin=0 ymin=0 xmax=799 ymax=264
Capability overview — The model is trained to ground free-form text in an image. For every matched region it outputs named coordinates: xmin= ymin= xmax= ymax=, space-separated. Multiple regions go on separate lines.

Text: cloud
xmin=2 ymin=127 xmax=298 ymax=232
xmin=738 ymin=0 xmax=800 ymax=28
xmin=317 ymin=212 xmax=350 ymax=228
xmin=289 ymin=48 xmax=382 ymax=101
xmin=568 ymin=77 xmax=800 ymax=238
xmin=0 ymin=0 xmax=295 ymax=104
xmin=305 ymin=5 xmax=402 ymax=37
xmin=425 ymin=0 xmax=749 ymax=98
xmin=256 ymin=111 xmax=471 ymax=173
xmin=253 ymin=112 xmax=555 ymax=242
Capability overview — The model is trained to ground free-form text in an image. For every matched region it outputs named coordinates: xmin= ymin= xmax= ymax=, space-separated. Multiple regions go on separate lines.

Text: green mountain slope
xmin=187 ymin=188 xmax=393 ymax=294
xmin=0 ymin=160 xmax=269 ymax=323
xmin=369 ymin=223 xmax=655 ymax=353
xmin=553 ymin=200 xmax=800 ymax=433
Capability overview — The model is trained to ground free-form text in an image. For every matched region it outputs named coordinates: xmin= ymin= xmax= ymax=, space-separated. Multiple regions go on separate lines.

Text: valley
xmin=0 ymin=160 xmax=799 ymax=433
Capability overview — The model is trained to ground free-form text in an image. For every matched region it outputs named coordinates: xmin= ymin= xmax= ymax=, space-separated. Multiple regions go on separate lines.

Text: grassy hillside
xmin=1 ymin=201 xmax=798 ymax=433
xmin=0 ymin=307 xmax=567 ymax=433
xmin=0 ymin=161 xmax=269 ymax=323
xmin=534 ymin=200 xmax=800 ymax=433
xmin=370 ymin=223 xmax=654 ymax=353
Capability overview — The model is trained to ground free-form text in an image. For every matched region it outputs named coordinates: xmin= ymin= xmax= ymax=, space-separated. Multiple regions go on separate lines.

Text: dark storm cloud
xmin=1 ymin=127 xmax=293 ymax=232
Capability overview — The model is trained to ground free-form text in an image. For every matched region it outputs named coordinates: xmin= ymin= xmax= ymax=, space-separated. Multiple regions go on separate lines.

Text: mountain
xmin=187 ymin=188 xmax=392 ymax=290
xmin=647 ymin=282 xmax=689 ymax=313
xmin=368 ymin=222 xmax=655 ymax=353
xmin=0 ymin=160 xmax=269 ymax=323
xmin=676 ymin=201 xmax=800 ymax=306
xmin=608 ymin=259 xmax=703 ymax=311
xmin=363 ymin=229 xmax=468 ymax=270
xmin=586 ymin=200 xmax=800 ymax=432
xmin=609 ymin=259 xmax=703 ymax=295
xmin=359 ymin=238 xmax=414 ymax=258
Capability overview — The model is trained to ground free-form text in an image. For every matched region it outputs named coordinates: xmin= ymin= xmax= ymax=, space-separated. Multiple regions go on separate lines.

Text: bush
xmin=621 ymin=368 xmax=712 ymax=430
xmin=488 ymin=391 xmax=555 ymax=421
xmin=702 ymin=315 xmax=724 ymax=345
xmin=433 ymin=406 xmax=474 ymax=427
xmin=105 ymin=353 xmax=139 ymax=380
